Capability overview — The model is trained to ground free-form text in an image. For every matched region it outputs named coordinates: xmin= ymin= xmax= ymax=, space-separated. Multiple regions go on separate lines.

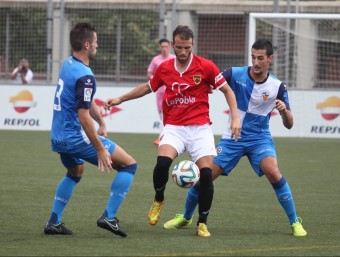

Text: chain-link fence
xmin=1 ymin=0 xmax=339 ymax=88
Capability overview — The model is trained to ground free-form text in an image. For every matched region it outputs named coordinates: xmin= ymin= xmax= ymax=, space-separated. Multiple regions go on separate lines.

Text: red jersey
xmin=149 ymin=54 xmax=226 ymax=126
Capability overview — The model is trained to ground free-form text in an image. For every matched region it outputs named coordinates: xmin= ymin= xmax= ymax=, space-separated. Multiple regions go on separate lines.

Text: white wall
xmin=1 ymin=85 xmax=339 ymax=138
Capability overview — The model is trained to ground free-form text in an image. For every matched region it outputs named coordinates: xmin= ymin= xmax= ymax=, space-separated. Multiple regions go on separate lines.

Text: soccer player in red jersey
xmin=105 ymin=25 xmax=241 ymax=237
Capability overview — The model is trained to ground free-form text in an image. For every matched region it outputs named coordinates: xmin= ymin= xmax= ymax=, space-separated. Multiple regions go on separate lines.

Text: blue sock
xmin=272 ymin=176 xmax=298 ymax=225
xmin=183 ymin=186 xmax=199 ymax=220
xmin=105 ymin=164 xmax=136 ymax=220
xmin=49 ymin=173 xmax=80 ymax=224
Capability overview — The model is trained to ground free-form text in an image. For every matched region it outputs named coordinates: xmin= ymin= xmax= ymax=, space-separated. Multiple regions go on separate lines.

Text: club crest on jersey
xmin=84 ymin=88 xmax=92 ymax=102
xmin=193 ymin=75 xmax=201 ymax=85
xmin=262 ymin=91 xmax=269 ymax=101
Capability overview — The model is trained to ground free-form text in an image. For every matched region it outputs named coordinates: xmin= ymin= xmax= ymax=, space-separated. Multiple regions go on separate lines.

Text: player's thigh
xmin=73 ymin=137 xmax=116 ymax=167
xmin=247 ymin=138 xmax=277 ymax=177
xmin=159 ymin=125 xmax=186 ymax=157
xmin=259 ymin=156 xmax=281 ymax=183
xmin=59 ymin=153 xmax=85 ymax=177
xmin=212 ymin=162 xmax=224 ymax=180
xmin=110 ymin=144 xmax=136 ymax=170
xmin=187 ymin=124 xmax=216 ymax=163
xmin=213 ymin=138 xmax=244 ymax=176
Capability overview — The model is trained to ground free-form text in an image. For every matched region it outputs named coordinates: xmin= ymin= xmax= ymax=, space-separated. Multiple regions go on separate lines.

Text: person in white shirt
xmin=10 ymin=59 xmax=34 ymax=84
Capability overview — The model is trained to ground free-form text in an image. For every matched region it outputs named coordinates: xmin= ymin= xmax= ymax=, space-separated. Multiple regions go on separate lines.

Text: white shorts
xmin=159 ymin=124 xmax=217 ymax=163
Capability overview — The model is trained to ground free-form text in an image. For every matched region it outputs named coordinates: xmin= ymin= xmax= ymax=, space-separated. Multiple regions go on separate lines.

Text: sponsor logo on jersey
xmin=85 ymin=79 xmax=93 ymax=86
xmin=193 ymin=75 xmax=201 ymax=85
xmin=84 ymin=88 xmax=92 ymax=102
xmin=235 ymin=80 xmax=247 ymax=87
xmin=166 ymin=82 xmax=195 ymax=107
xmin=171 ymin=82 xmax=189 ymax=96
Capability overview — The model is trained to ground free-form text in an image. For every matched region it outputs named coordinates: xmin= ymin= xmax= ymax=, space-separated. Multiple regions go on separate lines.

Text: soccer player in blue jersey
xmin=44 ymin=22 xmax=137 ymax=237
xmin=164 ymin=39 xmax=307 ymax=237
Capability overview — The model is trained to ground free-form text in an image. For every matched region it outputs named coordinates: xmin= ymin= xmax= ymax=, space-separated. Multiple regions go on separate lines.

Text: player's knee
xmin=118 ymin=163 xmax=137 ymax=175
xmin=155 ymin=156 xmax=173 ymax=172
xmin=199 ymin=167 xmax=213 ymax=188
xmin=66 ymin=171 xmax=82 ymax=183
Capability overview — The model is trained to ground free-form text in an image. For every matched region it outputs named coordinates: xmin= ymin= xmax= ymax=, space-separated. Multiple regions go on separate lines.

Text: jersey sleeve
xmin=221 ymin=68 xmax=232 ymax=84
xmin=75 ymin=75 xmax=96 ymax=110
xmin=206 ymin=60 xmax=226 ymax=90
xmin=276 ymin=82 xmax=291 ymax=111
xmin=149 ymin=62 xmax=164 ymax=92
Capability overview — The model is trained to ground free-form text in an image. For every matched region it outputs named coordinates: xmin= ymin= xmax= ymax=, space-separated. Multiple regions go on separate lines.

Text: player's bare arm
xmin=78 ymin=108 xmax=113 ymax=173
xmin=275 ymin=99 xmax=293 ymax=129
xmin=105 ymin=82 xmax=152 ymax=110
xmin=89 ymin=101 xmax=107 ymax=137
xmin=219 ymin=83 xmax=241 ymax=141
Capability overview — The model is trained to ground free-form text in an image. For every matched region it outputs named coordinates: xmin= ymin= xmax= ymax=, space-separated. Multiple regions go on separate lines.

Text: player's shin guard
xmin=272 ymin=176 xmax=298 ymax=225
xmin=184 ymin=185 xmax=199 ymax=220
xmin=153 ymin=156 xmax=173 ymax=202
xmin=49 ymin=172 xmax=81 ymax=224
xmin=105 ymin=163 xmax=137 ymax=220
xmin=197 ymin=167 xmax=214 ymax=225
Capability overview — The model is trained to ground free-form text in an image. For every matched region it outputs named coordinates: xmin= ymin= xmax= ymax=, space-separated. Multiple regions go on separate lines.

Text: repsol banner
xmin=0 ymin=85 xmax=339 ymax=138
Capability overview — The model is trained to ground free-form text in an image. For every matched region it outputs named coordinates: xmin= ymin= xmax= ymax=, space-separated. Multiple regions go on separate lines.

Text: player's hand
xmin=104 ymin=97 xmax=121 ymax=110
xmin=230 ymin=117 xmax=241 ymax=141
xmin=97 ymin=148 xmax=113 ymax=173
xmin=275 ymin=99 xmax=287 ymax=114
xmin=97 ymin=125 xmax=107 ymax=138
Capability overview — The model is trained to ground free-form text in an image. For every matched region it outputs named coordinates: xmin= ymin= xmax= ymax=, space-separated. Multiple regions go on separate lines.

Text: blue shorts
xmin=213 ymin=137 xmax=277 ymax=177
xmin=58 ymin=137 xmax=116 ymax=169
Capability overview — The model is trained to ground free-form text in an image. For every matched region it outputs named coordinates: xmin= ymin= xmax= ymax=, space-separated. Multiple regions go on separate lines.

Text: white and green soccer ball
xmin=171 ymin=160 xmax=200 ymax=188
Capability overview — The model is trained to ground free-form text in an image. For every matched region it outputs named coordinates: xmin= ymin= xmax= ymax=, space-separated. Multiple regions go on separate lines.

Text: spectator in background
xmin=147 ymin=39 xmax=175 ymax=146
xmin=10 ymin=59 xmax=34 ymax=84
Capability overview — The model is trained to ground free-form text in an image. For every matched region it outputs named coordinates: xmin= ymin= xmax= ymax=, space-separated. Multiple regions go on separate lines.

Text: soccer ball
xmin=171 ymin=160 xmax=200 ymax=188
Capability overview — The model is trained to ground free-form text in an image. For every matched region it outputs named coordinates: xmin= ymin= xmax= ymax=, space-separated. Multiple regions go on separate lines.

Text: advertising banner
xmin=0 ymin=85 xmax=339 ymax=138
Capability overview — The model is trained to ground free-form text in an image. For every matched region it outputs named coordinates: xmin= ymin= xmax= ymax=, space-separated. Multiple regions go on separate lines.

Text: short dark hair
xmin=70 ymin=22 xmax=96 ymax=52
xmin=252 ymin=39 xmax=273 ymax=56
xmin=172 ymin=25 xmax=194 ymax=42
xmin=159 ymin=38 xmax=170 ymax=44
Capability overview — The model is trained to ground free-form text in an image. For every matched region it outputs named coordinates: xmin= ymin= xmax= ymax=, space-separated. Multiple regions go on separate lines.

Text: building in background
xmin=0 ymin=0 xmax=339 ymax=88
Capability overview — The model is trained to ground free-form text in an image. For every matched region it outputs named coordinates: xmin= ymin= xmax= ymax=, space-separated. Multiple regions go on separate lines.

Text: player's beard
xmin=175 ymin=51 xmax=191 ymax=64
xmin=88 ymin=50 xmax=97 ymax=60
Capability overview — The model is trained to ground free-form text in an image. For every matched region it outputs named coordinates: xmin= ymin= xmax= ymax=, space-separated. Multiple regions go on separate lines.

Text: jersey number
xmin=53 ymin=78 xmax=64 ymax=111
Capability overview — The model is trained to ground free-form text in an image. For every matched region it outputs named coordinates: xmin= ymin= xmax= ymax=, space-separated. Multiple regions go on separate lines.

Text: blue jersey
xmin=51 ymin=56 xmax=96 ymax=152
xmin=222 ymin=66 xmax=290 ymax=140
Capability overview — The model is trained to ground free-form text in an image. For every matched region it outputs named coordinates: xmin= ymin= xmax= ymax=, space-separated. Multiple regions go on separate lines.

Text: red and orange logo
xmin=316 ymin=96 xmax=340 ymax=121
xmin=9 ymin=90 xmax=37 ymax=113
xmin=94 ymin=98 xmax=121 ymax=118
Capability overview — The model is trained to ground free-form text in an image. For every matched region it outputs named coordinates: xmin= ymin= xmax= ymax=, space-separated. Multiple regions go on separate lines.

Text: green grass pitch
xmin=0 ymin=130 xmax=340 ymax=256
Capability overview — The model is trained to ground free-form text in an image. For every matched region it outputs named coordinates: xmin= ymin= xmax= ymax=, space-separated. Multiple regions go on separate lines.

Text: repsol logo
xmin=4 ymin=118 xmax=40 ymax=127
xmin=310 ymin=126 xmax=340 ymax=134
xmin=165 ymin=95 xmax=195 ymax=107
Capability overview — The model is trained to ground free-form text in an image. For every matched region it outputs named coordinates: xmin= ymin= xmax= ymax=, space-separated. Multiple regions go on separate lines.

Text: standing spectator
xmin=44 ymin=22 xmax=137 ymax=237
xmin=147 ymin=38 xmax=175 ymax=146
xmin=10 ymin=59 xmax=33 ymax=84
xmin=105 ymin=25 xmax=241 ymax=237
